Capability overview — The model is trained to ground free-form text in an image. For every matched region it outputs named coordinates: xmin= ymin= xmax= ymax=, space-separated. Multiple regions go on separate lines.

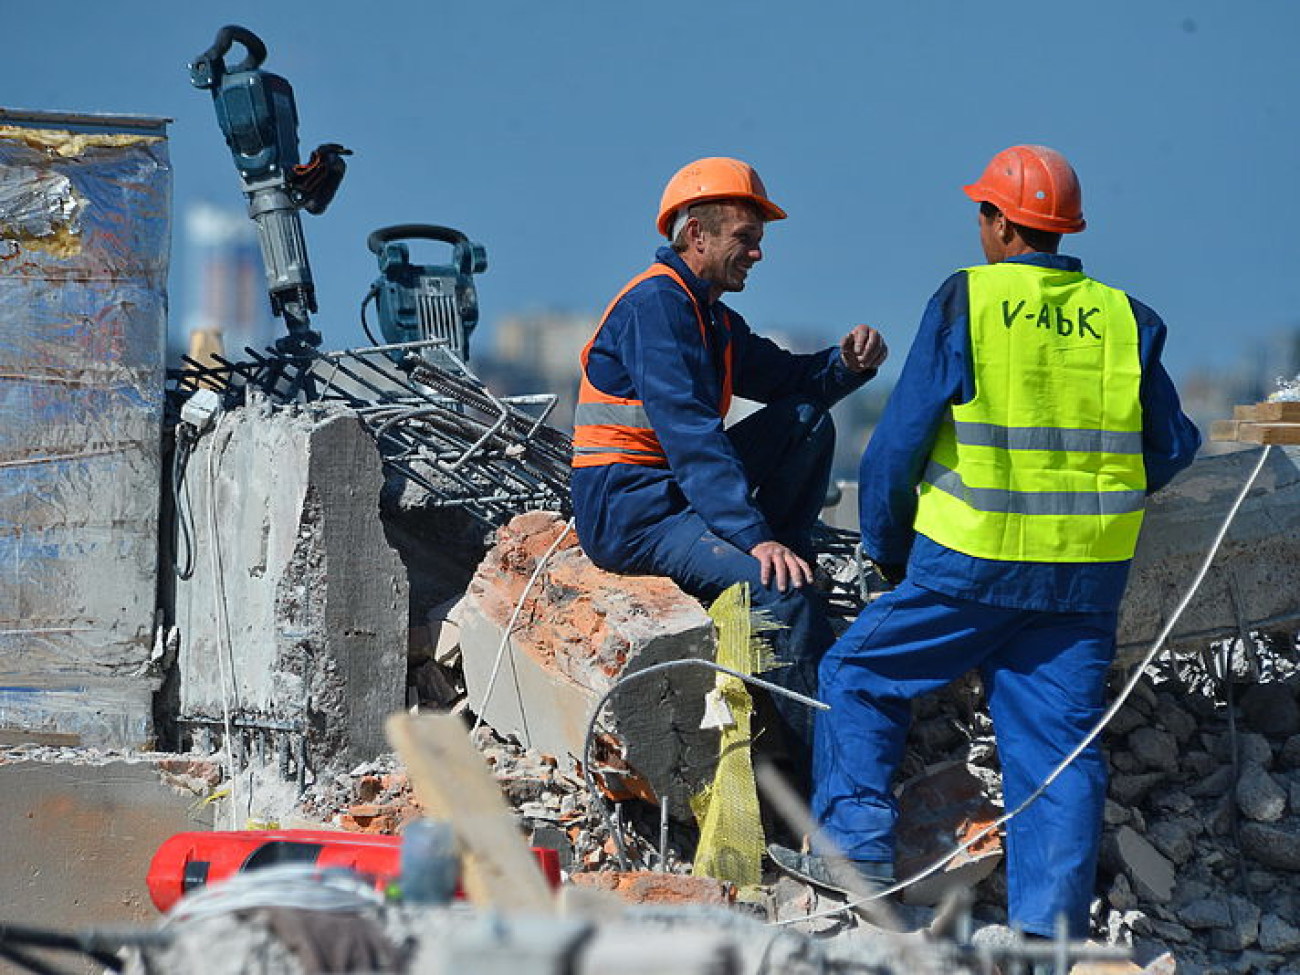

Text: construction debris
xmin=5 ymin=73 xmax=1300 ymax=974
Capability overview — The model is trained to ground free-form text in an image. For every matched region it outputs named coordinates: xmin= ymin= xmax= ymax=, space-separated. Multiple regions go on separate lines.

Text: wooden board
xmin=386 ymin=712 xmax=554 ymax=914
xmin=1233 ymin=401 xmax=1300 ymax=422
xmin=1211 ymin=419 xmax=1300 ymax=445
xmin=1211 ymin=402 xmax=1300 ymax=444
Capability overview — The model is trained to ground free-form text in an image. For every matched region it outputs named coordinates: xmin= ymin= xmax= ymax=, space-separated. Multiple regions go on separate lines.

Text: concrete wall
xmin=173 ymin=401 xmax=408 ymax=774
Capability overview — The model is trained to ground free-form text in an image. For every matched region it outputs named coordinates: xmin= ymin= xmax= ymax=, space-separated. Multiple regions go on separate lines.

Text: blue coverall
xmin=811 ymin=254 xmax=1201 ymax=936
xmin=572 ymin=246 xmax=876 ymax=749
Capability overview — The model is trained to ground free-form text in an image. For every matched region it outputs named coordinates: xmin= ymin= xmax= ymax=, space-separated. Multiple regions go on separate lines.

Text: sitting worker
xmin=770 ymin=145 xmax=1201 ymax=942
xmin=570 ymin=156 xmax=888 ymax=769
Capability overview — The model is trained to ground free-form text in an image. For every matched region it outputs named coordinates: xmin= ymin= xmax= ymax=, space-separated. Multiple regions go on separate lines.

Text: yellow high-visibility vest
xmin=913 ymin=262 xmax=1147 ymax=563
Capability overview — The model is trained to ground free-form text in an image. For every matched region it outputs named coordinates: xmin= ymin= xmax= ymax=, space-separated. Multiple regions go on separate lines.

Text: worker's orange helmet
xmin=656 ymin=157 xmax=787 ymax=238
xmin=963 ymin=145 xmax=1086 ymax=234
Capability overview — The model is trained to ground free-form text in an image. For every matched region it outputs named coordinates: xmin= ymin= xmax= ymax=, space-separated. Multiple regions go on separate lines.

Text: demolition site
xmin=3 ymin=22 xmax=1300 ymax=975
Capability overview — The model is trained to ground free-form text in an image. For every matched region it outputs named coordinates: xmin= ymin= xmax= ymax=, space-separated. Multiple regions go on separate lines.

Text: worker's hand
xmin=840 ymin=325 xmax=888 ymax=373
xmin=750 ymin=540 xmax=814 ymax=592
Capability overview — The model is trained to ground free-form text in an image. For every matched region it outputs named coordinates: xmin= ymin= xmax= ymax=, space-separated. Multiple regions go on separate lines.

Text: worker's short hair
xmin=671 ymin=200 xmax=763 ymax=251
xmin=979 ymin=201 xmax=1061 ymax=254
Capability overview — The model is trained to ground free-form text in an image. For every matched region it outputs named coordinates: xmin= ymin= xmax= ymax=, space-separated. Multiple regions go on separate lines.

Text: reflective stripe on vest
xmin=572 ymin=264 xmax=733 ymax=469
xmin=912 ymin=263 xmax=1147 ymax=562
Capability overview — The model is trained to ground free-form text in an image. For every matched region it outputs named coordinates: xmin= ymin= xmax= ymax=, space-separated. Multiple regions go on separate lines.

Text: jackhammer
xmin=190 ymin=25 xmax=350 ymax=351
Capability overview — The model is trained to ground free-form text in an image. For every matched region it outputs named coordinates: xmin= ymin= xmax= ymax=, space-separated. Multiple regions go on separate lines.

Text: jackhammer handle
xmin=191 ymin=24 xmax=267 ymax=88
xmin=368 ymin=224 xmax=487 ymax=275
xmin=367 ymin=224 xmax=470 ymax=253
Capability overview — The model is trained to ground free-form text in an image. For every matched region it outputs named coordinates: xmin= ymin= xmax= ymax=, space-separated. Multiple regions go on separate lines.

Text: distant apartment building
xmin=480 ymin=310 xmax=595 ymax=429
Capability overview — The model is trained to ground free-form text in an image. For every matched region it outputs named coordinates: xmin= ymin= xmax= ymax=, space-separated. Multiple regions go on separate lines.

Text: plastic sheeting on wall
xmin=0 ymin=110 xmax=170 ymax=747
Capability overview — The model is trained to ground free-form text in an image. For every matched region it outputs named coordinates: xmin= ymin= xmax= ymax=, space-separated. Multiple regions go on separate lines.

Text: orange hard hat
xmin=656 ymin=157 xmax=787 ymax=237
xmin=963 ymin=145 xmax=1086 ymax=234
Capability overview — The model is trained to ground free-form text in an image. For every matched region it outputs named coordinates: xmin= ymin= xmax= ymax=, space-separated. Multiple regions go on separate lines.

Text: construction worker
xmin=769 ymin=146 xmax=1201 ymax=938
xmin=571 ymin=156 xmax=888 ymax=768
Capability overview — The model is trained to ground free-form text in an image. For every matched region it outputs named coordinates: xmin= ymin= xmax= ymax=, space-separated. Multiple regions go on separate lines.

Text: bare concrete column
xmin=173 ymin=400 xmax=407 ymax=783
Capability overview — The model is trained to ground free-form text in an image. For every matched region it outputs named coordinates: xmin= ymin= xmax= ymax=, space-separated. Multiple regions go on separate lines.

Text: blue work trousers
xmin=627 ymin=396 xmax=838 ymax=753
xmin=811 ymin=580 xmax=1115 ymax=937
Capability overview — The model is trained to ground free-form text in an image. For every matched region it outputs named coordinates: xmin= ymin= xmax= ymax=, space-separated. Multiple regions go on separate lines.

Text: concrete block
xmin=174 ymin=403 xmax=408 ymax=773
xmin=459 ymin=512 xmax=716 ymax=817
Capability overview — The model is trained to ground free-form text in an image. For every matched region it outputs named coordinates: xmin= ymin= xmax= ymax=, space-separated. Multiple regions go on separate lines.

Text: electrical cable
xmin=203 ymin=412 xmax=242 ymax=829
xmin=776 ymin=445 xmax=1276 ymax=926
xmin=470 ymin=518 xmax=574 ymax=734
xmin=580 ymin=658 xmax=829 ymax=871
xmin=0 ymin=925 xmax=125 ymax=973
xmin=170 ymin=427 xmax=198 ymax=579
xmin=359 ymin=287 xmax=382 ymax=347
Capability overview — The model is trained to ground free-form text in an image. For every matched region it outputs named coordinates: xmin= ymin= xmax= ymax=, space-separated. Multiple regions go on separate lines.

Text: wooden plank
xmin=1256 ymin=401 xmax=1300 ymax=422
xmin=1252 ymin=423 xmax=1300 ymax=446
xmin=1209 ymin=419 xmax=1241 ymax=442
xmin=1232 ymin=401 xmax=1300 ymax=422
xmin=1221 ymin=422 xmax=1300 ymax=446
xmin=386 ymin=712 xmax=554 ymax=914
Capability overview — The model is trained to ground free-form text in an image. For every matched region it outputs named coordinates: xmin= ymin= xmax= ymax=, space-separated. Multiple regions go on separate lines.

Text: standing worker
xmin=570 ymin=156 xmax=888 ymax=767
xmin=770 ymin=145 xmax=1201 ymax=939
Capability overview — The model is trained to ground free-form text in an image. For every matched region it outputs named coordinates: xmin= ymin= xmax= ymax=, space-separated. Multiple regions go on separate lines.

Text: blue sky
xmin=6 ymin=1 xmax=1299 ymax=384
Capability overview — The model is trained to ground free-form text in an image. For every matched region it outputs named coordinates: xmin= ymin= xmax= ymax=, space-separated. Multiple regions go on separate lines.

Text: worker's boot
xmin=766 ymin=843 xmax=894 ymax=900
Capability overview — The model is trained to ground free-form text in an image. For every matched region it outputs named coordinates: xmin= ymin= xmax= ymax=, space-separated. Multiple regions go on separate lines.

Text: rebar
xmin=167 ymin=340 xmax=572 ymax=528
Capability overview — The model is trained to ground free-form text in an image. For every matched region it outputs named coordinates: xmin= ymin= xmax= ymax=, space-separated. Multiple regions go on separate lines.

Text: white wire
xmin=777 ymin=445 xmax=1276 ymax=926
xmin=470 ymin=518 xmax=574 ymax=734
xmin=204 ymin=412 xmax=242 ymax=830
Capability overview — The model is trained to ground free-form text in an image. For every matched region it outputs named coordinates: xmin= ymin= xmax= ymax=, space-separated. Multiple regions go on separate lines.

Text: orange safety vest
xmin=572 ymin=264 xmax=734 ymax=469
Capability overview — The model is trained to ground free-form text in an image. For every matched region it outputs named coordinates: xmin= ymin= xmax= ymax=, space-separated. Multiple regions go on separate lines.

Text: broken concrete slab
xmin=172 ymin=400 xmax=408 ymax=774
xmin=1117 ymin=445 xmax=1300 ymax=664
xmin=567 ymin=871 xmax=733 ymax=906
xmin=459 ymin=512 xmax=717 ymax=817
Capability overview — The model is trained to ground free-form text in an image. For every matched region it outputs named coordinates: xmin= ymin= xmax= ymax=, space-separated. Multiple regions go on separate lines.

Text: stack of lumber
xmin=1210 ymin=401 xmax=1300 ymax=445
